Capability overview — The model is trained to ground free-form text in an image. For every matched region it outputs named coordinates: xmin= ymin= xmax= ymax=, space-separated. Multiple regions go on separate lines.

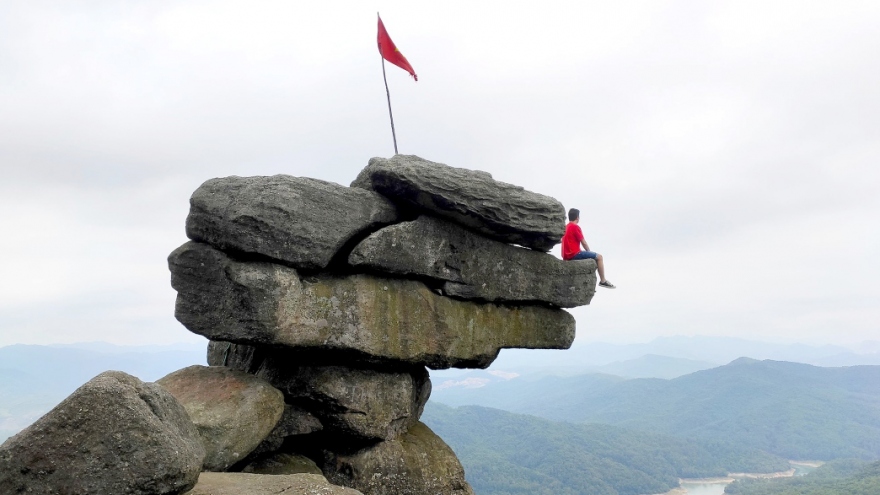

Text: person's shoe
xmin=599 ymin=281 xmax=616 ymax=289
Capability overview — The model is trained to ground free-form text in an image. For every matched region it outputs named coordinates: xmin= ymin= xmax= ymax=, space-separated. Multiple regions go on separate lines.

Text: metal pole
xmin=381 ymin=56 xmax=399 ymax=155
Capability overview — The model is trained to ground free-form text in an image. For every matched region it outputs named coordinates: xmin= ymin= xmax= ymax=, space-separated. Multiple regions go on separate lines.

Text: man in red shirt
xmin=562 ymin=208 xmax=615 ymax=289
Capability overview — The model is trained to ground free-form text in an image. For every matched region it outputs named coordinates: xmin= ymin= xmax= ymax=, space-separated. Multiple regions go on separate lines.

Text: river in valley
xmin=661 ymin=462 xmax=820 ymax=495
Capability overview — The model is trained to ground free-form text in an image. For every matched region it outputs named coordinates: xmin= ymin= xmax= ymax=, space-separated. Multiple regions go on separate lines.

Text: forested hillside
xmin=431 ymin=359 xmax=880 ymax=460
xmin=725 ymin=460 xmax=880 ymax=495
xmin=422 ymin=403 xmax=789 ymax=495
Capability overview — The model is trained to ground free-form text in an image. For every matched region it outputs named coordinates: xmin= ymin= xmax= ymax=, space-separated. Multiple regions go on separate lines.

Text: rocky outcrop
xmin=186 ymin=175 xmax=399 ymax=270
xmin=321 ymin=422 xmax=474 ymax=495
xmin=184 ymin=472 xmax=364 ymax=495
xmin=351 ymin=155 xmax=565 ymax=251
xmin=157 ymin=365 xmax=285 ymax=472
xmin=171 ymin=241 xmax=575 ymax=368
xmin=349 ymin=215 xmax=597 ymax=307
xmin=4 ymin=155 xmax=595 ymax=494
xmin=0 ymin=371 xmax=204 ymax=495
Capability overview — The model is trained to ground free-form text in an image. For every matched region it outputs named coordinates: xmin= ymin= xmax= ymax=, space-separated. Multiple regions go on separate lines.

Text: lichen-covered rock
xmin=157 ymin=365 xmax=285 ymax=471
xmin=351 ymin=155 xmax=565 ymax=251
xmin=184 ymin=472 xmax=364 ymax=495
xmin=0 ymin=371 xmax=204 ymax=495
xmin=241 ymin=453 xmax=323 ymax=475
xmin=321 ymin=422 xmax=474 ymax=495
xmin=171 ymin=242 xmax=575 ymax=368
xmin=349 ymin=215 xmax=597 ymax=307
xmin=185 ymin=175 xmax=399 ymax=270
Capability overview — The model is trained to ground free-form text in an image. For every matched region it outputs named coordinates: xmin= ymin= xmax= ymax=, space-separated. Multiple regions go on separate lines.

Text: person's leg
xmin=571 ymin=250 xmax=597 ymax=261
xmin=596 ymin=253 xmax=606 ymax=283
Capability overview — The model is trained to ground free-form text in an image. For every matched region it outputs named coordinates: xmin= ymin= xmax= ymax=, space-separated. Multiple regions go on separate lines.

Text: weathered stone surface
xmin=208 ymin=343 xmax=429 ymax=441
xmin=171 ymin=242 xmax=575 ymax=368
xmin=157 ymin=365 xmax=285 ymax=471
xmin=349 ymin=215 xmax=597 ymax=307
xmin=321 ymin=422 xmax=474 ymax=495
xmin=351 ymin=155 xmax=565 ymax=251
xmin=241 ymin=453 xmax=323 ymax=475
xmin=249 ymin=404 xmax=324 ymax=457
xmin=0 ymin=371 xmax=203 ymax=495
xmin=184 ymin=472 xmax=364 ymax=495
xmin=185 ymin=175 xmax=400 ymax=271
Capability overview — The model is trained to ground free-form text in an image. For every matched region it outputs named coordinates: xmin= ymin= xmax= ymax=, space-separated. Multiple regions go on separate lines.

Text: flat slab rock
xmin=157 ymin=365 xmax=285 ymax=472
xmin=351 ymin=155 xmax=566 ymax=252
xmin=0 ymin=371 xmax=204 ymax=495
xmin=209 ymin=341 xmax=430 ymax=442
xmin=186 ymin=175 xmax=399 ymax=270
xmin=170 ymin=241 xmax=575 ymax=369
xmin=350 ymin=215 xmax=596 ymax=307
xmin=184 ymin=472 xmax=364 ymax=495
xmin=321 ymin=422 xmax=474 ymax=495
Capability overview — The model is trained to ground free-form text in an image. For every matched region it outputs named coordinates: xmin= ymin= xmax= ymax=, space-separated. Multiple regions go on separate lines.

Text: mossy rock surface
xmin=171 ymin=242 xmax=575 ymax=369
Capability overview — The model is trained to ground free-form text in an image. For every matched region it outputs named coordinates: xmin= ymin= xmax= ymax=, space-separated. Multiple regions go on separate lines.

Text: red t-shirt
xmin=562 ymin=222 xmax=584 ymax=260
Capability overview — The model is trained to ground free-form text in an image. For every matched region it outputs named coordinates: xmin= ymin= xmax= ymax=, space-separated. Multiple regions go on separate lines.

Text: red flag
xmin=377 ymin=15 xmax=417 ymax=81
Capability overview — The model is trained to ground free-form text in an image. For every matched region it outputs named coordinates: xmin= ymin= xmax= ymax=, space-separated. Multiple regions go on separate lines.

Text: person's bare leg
xmin=596 ymin=254 xmax=606 ymax=283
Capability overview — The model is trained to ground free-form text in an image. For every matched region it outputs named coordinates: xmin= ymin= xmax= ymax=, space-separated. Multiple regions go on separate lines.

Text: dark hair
xmin=568 ymin=208 xmax=580 ymax=221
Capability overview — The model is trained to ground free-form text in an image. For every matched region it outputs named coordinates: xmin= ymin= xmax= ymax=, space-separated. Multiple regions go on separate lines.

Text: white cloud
xmin=1 ymin=1 xmax=878 ymax=346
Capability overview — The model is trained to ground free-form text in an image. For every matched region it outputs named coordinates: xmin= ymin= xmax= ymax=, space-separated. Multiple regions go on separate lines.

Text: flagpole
xmin=380 ymin=54 xmax=399 ymax=155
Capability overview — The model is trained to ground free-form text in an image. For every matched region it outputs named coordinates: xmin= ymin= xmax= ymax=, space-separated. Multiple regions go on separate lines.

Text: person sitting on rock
xmin=562 ymin=208 xmax=615 ymax=289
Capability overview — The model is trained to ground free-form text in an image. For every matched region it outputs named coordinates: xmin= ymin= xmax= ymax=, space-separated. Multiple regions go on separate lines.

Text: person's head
xmin=568 ymin=208 xmax=580 ymax=222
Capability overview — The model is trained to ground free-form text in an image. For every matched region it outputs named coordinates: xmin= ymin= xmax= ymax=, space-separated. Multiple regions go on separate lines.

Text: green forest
xmin=422 ymin=403 xmax=789 ymax=495
xmin=725 ymin=460 xmax=880 ymax=495
xmin=431 ymin=358 xmax=880 ymax=460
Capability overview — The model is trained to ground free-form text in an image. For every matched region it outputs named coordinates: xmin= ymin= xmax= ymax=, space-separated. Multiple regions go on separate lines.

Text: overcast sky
xmin=1 ymin=1 xmax=878 ymax=348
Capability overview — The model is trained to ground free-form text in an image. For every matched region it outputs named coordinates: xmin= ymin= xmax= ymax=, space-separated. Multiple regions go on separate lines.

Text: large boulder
xmin=171 ymin=242 xmax=575 ymax=368
xmin=185 ymin=175 xmax=400 ymax=271
xmin=208 ymin=343 xmax=429 ymax=442
xmin=349 ymin=215 xmax=597 ymax=307
xmin=157 ymin=365 xmax=285 ymax=472
xmin=321 ymin=422 xmax=474 ymax=495
xmin=351 ymin=155 xmax=565 ymax=251
xmin=184 ymin=472 xmax=363 ymax=495
xmin=0 ymin=371 xmax=204 ymax=495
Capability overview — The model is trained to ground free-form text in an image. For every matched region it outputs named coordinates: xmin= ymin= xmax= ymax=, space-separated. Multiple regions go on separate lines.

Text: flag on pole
xmin=377 ymin=15 xmax=417 ymax=81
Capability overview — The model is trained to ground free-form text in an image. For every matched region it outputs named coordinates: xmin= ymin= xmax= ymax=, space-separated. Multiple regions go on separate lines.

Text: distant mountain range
xmin=481 ymin=335 xmax=880 ymax=376
xmin=422 ymin=403 xmax=789 ymax=495
xmin=431 ymin=358 xmax=880 ymax=460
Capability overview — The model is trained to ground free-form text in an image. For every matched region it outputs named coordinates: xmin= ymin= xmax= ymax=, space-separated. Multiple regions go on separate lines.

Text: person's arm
xmin=581 ymin=238 xmax=590 ymax=251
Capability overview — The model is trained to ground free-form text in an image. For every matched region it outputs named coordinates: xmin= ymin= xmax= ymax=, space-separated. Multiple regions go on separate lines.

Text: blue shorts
xmin=570 ymin=250 xmax=598 ymax=260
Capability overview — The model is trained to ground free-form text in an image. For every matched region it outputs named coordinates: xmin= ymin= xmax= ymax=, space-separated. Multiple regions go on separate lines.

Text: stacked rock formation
xmin=0 ymin=155 xmax=597 ymax=495
xmin=165 ymin=155 xmax=597 ymax=494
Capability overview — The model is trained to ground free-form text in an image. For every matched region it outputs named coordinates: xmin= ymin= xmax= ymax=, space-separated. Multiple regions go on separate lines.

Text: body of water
xmin=664 ymin=462 xmax=821 ymax=495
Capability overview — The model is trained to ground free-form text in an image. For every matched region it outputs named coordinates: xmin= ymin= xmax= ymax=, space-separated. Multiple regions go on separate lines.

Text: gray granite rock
xmin=171 ymin=242 xmax=575 ymax=369
xmin=184 ymin=472 xmax=363 ymax=495
xmin=351 ymin=155 xmax=565 ymax=251
xmin=248 ymin=404 xmax=323 ymax=457
xmin=157 ymin=365 xmax=285 ymax=471
xmin=321 ymin=422 xmax=474 ymax=495
xmin=208 ymin=343 xmax=429 ymax=442
xmin=0 ymin=371 xmax=204 ymax=495
xmin=185 ymin=175 xmax=399 ymax=270
xmin=349 ymin=215 xmax=597 ymax=307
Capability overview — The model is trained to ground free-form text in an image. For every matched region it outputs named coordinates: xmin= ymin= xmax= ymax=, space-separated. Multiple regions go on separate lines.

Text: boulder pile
xmin=0 ymin=155 xmax=597 ymax=495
